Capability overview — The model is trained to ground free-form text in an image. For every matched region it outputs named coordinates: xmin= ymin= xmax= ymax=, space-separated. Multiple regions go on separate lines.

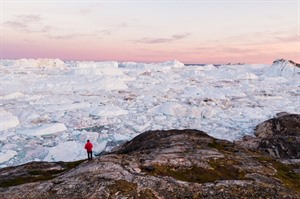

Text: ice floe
xmin=0 ymin=58 xmax=299 ymax=167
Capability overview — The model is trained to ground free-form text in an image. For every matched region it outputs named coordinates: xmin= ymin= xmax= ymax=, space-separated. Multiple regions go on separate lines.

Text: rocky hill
xmin=0 ymin=116 xmax=300 ymax=198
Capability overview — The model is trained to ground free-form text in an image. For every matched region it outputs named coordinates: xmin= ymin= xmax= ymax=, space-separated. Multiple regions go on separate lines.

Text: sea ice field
xmin=0 ymin=58 xmax=299 ymax=167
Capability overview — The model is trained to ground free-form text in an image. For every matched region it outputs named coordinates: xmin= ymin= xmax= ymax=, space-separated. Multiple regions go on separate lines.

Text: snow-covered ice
xmin=44 ymin=141 xmax=84 ymax=162
xmin=90 ymin=105 xmax=129 ymax=117
xmin=18 ymin=123 xmax=67 ymax=136
xmin=0 ymin=110 xmax=20 ymax=131
xmin=0 ymin=58 xmax=299 ymax=167
xmin=0 ymin=150 xmax=18 ymax=165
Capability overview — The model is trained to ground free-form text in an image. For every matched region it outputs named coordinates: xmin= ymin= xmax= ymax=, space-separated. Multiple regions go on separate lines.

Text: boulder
xmin=237 ymin=113 xmax=300 ymax=160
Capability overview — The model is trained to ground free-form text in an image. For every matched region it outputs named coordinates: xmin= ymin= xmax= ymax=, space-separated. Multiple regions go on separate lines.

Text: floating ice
xmin=90 ymin=105 xmax=129 ymax=117
xmin=0 ymin=150 xmax=18 ymax=164
xmin=0 ymin=58 xmax=299 ymax=168
xmin=0 ymin=110 xmax=20 ymax=131
xmin=264 ymin=59 xmax=300 ymax=77
xmin=42 ymin=102 xmax=91 ymax=112
xmin=44 ymin=141 xmax=84 ymax=162
xmin=12 ymin=58 xmax=67 ymax=69
xmin=72 ymin=61 xmax=123 ymax=76
xmin=113 ymin=133 xmax=130 ymax=141
xmin=158 ymin=60 xmax=185 ymax=68
xmin=154 ymin=102 xmax=187 ymax=117
xmin=18 ymin=123 xmax=67 ymax=136
xmin=1 ymin=92 xmax=25 ymax=100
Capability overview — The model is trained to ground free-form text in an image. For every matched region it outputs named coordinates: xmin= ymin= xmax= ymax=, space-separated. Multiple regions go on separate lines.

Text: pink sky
xmin=1 ymin=1 xmax=299 ymax=64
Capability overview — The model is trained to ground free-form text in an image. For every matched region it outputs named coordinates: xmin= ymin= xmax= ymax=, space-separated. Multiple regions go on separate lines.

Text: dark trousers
xmin=87 ymin=151 xmax=93 ymax=161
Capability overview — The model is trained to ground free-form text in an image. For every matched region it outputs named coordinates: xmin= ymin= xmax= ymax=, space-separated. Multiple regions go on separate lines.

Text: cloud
xmin=93 ymin=22 xmax=130 ymax=37
xmin=79 ymin=2 xmax=102 ymax=15
xmin=97 ymin=29 xmax=112 ymax=36
xmin=80 ymin=8 xmax=92 ymax=15
xmin=19 ymin=15 xmax=41 ymax=23
xmin=275 ymin=34 xmax=298 ymax=43
xmin=47 ymin=34 xmax=77 ymax=40
xmin=4 ymin=21 xmax=27 ymax=29
xmin=3 ymin=14 xmax=52 ymax=33
xmin=117 ymin=22 xmax=128 ymax=29
xmin=46 ymin=33 xmax=91 ymax=40
xmin=134 ymin=33 xmax=190 ymax=44
xmin=221 ymin=47 xmax=254 ymax=54
xmin=173 ymin=33 xmax=190 ymax=40
xmin=45 ymin=31 xmax=103 ymax=40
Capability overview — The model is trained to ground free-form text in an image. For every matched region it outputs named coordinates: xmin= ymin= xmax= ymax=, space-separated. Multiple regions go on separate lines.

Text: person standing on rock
xmin=85 ymin=140 xmax=93 ymax=161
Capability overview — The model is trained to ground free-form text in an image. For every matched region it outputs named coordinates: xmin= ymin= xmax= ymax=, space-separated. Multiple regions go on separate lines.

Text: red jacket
xmin=85 ymin=142 xmax=93 ymax=152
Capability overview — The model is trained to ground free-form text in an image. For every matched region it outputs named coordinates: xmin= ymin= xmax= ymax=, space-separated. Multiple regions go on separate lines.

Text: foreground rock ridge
xmin=237 ymin=113 xmax=300 ymax=161
xmin=0 ymin=123 xmax=300 ymax=198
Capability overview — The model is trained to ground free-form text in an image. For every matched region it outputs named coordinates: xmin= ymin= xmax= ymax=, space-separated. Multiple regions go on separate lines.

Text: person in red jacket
xmin=84 ymin=140 xmax=93 ymax=161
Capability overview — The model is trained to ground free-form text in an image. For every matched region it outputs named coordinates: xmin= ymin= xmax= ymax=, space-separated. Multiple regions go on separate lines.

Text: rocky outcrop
xmin=1 ymin=129 xmax=299 ymax=198
xmin=236 ymin=113 xmax=300 ymax=161
xmin=273 ymin=59 xmax=300 ymax=68
xmin=264 ymin=59 xmax=300 ymax=77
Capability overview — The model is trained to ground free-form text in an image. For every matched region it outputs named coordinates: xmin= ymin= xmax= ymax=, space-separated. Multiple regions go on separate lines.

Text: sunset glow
xmin=1 ymin=0 xmax=299 ymax=64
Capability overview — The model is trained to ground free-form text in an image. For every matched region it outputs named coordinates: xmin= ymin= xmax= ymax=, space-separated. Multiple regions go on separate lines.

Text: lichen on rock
xmin=0 ymin=128 xmax=299 ymax=198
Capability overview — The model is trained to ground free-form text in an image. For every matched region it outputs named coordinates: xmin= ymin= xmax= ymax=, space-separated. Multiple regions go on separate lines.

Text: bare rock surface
xmin=236 ymin=113 xmax=300 ymax=160
xmin=0 ymin=129 xmax=300 ymax=198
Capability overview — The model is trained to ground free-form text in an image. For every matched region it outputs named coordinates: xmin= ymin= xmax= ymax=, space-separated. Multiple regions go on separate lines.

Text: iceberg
xmin=0 ymin=110 xmax=20 ymax=131
xmin=18 ymin=123 xmax=67 ymax=136
xmin=0 ymin=58 xmax=299 ymax=167
xmin=264 ymin=59 xmax=300 ymax=77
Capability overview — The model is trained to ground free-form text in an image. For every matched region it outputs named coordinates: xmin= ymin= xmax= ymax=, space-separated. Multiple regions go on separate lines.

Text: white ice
xmin=17 ymin=123 xmax=67 ymax=136
xmin=0 ymin=58 xmax=299 ymax=167
xmin=0 ymin=150 xmax=18 ymax=165
xmin=0 ymin=110 xmax=20 ymax=131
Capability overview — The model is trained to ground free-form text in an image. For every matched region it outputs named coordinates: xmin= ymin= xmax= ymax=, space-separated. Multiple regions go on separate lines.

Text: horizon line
xmin=1 ymin=57 xmax=291 ymax=65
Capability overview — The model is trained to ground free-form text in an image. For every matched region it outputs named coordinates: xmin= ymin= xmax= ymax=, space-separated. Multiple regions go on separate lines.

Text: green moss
xmin=0 ymin=175 xmax=55 ymax=188
xmin=273 ymin=162 xmax=300 ymax=192
xmin=207 ymin=140 xmax=238 ymax=153
xmin=28 ymin=169 xmax=65 ymax=176
xmin=253 ymin=155 xmax=274 ymax=162
xmin=254 ymin=155 xmax=300 ymax=193
xmin=208 ymin=141 xmax=226 ymax=151
xmin=107 ymin=180 xmax=138 ymax=197
xmin=64 ymin=159 xmax=85 ymax=169
xmin=287 ymin=137 xmax=294 ymax=143
xmin=143 ymin=159 xmax=247 ymax=183
xmin=0 ymin=159 xmax=85 ymax=188
xmin=138 ymin=189 xmax=157 ymax=199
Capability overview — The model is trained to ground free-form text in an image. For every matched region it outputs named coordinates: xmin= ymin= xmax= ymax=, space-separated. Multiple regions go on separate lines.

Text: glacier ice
xmin=0 ymin=58 xmax=299 ymax=167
